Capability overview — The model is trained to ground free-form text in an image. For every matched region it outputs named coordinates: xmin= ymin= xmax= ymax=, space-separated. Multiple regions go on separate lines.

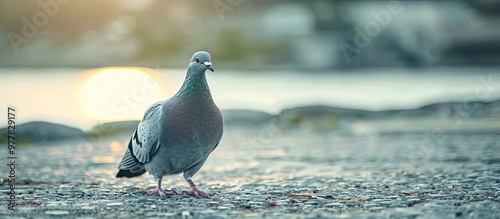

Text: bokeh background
xmin=1 ymin=0 xmax=500 ymax=68
xmin=0 ymin=0 xmax=499 ymax=135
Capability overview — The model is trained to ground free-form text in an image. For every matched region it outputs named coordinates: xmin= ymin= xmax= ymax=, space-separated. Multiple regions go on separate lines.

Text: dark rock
xmin=0 ymin=121 xmax=87 ymax=144
xmin=221 ymin=109 xmax=274 ymax=127
xmin=87 ymin=120 xmax=140 ymax=137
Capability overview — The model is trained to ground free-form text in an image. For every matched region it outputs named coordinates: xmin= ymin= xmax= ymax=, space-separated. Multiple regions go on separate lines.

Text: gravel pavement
xmin=1 ymin=129 xmax=499 ymax=218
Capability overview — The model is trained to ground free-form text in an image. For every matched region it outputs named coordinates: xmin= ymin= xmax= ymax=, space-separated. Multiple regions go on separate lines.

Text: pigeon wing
xmin=130 ymin=101 xmax=163 ymax=164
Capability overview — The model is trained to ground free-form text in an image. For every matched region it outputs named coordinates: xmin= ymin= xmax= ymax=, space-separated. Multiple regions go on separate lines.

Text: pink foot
xmin=147 ymin=188 xmax=174 ymax=196
xmin=183 ymin=179 xmax=215 ymax=198
xmin=183 ymin=188 xmax=215 ymax=198
xmin=147 ymin=178 xmax=173 ymax=196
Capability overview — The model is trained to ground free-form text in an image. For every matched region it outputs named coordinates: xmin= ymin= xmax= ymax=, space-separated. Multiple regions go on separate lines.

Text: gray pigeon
xmin=116 ymin=51 xmax=223 ymax=198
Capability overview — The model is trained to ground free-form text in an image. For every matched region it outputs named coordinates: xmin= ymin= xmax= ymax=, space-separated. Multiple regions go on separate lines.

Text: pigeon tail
xmin=116 ymin=140 xmax=147 ymax=178
xmin=116 ymin=168 xmax=146 ymax=178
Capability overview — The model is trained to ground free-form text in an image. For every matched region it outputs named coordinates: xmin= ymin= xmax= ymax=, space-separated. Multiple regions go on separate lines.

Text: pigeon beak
xmin=204 ymin=61 xmax=214 ymax=72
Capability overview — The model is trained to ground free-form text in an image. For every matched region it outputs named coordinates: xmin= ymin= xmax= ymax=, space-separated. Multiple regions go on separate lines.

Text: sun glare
xmin=79 ymin=67 xmax=170 ymax=122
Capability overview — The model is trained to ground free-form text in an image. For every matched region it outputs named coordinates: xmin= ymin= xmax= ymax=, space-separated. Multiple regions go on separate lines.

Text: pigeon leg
xmin=183 ymin=179 xmax=214 ymax=198
xmin=147 ymin=178 xmax=174 ymax=196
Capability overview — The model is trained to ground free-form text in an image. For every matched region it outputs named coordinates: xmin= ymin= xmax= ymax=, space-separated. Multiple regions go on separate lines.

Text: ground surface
xmin=1 ymin=129 xmax=499 ymax=218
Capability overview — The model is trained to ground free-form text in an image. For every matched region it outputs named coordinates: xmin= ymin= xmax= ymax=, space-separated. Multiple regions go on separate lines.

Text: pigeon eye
xmin=195 ymin=57 xmax=200 ymax=63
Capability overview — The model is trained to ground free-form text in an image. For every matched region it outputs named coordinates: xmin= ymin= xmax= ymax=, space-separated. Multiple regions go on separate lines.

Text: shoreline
xmin=1 ymin=99 xmax=499 ymax=145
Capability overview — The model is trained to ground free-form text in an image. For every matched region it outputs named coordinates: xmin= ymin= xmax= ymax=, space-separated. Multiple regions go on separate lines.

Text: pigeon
xmin=116 ymin=51 xmax=223 ymax=198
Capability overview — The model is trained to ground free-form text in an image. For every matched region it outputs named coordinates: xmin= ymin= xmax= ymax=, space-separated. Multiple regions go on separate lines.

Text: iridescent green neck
xmin=176 ymin=70 xmax=211 ymax=97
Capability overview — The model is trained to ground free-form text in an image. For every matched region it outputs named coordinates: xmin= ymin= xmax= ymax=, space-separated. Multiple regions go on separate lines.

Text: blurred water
xmin=1 ymin=67 xmax=499 ymax=130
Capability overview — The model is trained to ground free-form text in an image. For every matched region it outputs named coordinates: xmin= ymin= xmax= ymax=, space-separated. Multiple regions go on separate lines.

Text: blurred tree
xmin=214 ymin=28 xmax=249 ymax=63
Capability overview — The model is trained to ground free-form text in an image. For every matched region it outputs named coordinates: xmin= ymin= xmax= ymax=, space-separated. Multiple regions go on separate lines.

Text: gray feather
xmin=117 ymin=101 xmax=162 ymax=176
xmin=132 ymin=101 xmax=163 ymax=163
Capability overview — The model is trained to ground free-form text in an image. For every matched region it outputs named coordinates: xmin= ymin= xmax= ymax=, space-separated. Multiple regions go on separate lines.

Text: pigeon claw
xmin=182 ymin=188 xmax=215 ymax=198
xmin=147 ymin=188 xmax=174 ymax=197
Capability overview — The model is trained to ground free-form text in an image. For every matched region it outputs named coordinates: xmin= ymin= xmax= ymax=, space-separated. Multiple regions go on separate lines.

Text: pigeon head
xmin=189 ymin=51 xmax=214 ymax=73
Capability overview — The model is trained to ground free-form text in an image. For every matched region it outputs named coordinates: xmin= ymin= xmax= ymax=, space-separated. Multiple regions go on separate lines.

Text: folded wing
xmin=116 ymin=101 xmax=163 ymax=177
